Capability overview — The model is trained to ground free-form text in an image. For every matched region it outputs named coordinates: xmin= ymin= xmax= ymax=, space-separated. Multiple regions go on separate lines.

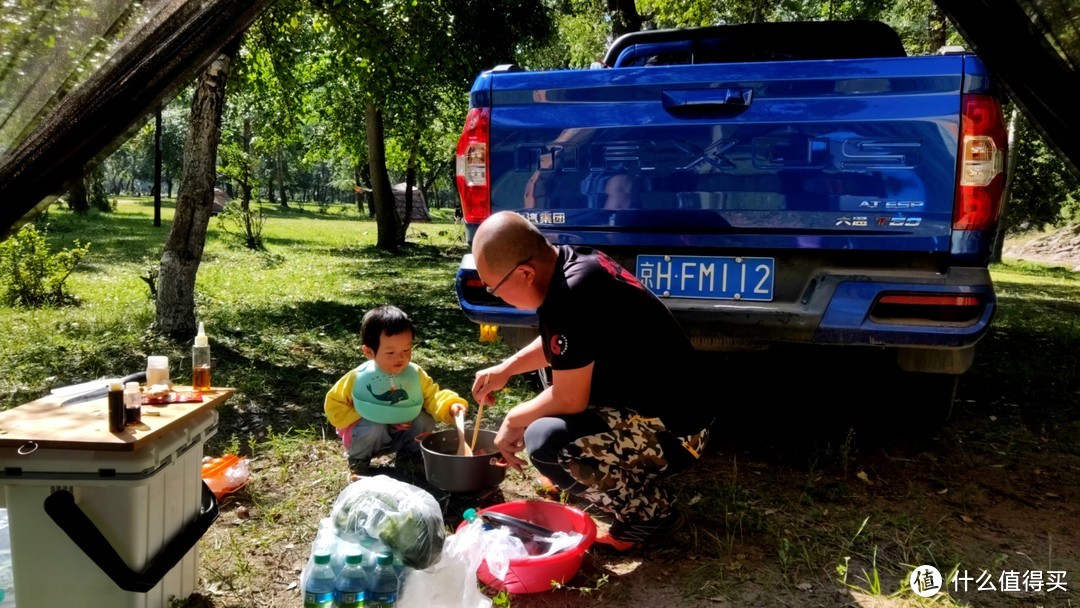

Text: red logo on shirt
xmin=597 ymin=252 xmax=643 ymax=290
xmin=550 ymin=334 xmax=568 ymax=356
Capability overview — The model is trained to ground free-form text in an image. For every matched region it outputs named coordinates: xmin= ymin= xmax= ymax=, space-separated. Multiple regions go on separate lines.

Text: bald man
xmin=471 ymin=211 xmax=712 ymax=551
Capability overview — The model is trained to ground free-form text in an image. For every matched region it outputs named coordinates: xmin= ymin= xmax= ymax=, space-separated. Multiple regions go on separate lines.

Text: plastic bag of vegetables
xmin=330 ymin=475 xmax=445 ymax=569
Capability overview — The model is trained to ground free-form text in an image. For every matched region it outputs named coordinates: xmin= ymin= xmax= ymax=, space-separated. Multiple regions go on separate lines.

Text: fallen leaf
xmin=937 ymin=488 xmax=949 ymax=495
xmin=960 ymin=514 xmax=974 ymax=524
xmin=286 ymin=582 xmax=297 ymax=590
xmin=856 ymin=470 xmax=873 ymax=486
xmin=797 ymin=582 xmax=813 ymax=592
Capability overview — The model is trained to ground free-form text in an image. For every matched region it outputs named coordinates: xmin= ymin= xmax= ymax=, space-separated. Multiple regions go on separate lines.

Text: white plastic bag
xmin=330 ymin=475 xmax=445 ymax=569
xmin=397 ymin=519 xmax=492 ymax=608
xmin=480 ymin=526 xmax=528 ymax=580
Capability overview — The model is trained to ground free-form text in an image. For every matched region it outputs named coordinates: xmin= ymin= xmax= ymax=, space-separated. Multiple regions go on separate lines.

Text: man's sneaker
xmin=533 ymin=475 xmax=560 ymax=497
xmin=595 ymin=509 xmax=685 ymax=552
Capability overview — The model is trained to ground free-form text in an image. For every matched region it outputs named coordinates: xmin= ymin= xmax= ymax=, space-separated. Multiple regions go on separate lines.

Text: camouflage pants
xmin=527 ymin=406 xmax=708 ymax=521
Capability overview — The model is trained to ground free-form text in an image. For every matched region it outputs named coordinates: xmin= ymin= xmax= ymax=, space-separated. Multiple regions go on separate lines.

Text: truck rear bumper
xmin=456 ymin=254 xmax=995 ymax=352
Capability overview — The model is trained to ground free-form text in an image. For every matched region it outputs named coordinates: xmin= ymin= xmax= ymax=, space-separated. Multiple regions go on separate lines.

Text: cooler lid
xmin=0 ymin=388 xmax=233 ymax=453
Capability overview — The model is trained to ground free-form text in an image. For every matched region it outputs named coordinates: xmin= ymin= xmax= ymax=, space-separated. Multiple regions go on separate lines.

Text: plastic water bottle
xmin=304 ymin=552 xmax=335 ymax=608
xmin=333 ymin=553 xmax=367 ymax=608
xmin=0 ymin=508 xmax=14 ymax=608
xmin=366 ymin=553 xmax=399 ymax=607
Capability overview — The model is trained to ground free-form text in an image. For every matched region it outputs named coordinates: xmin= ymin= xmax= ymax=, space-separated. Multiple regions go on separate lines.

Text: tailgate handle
xmin=662 ymin=88 xmax=753 ymax=114
xmin=43 ymin=480 xmax=220 ymax=593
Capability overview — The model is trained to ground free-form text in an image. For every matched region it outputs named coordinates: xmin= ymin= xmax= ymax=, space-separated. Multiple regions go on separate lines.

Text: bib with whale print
xmin=352 ymin=360 xmax=423 ymax=424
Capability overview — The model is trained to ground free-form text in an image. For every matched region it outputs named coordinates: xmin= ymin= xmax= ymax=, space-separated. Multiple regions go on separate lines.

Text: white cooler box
xmin=0 ymin=390 xmax=229 ymax=608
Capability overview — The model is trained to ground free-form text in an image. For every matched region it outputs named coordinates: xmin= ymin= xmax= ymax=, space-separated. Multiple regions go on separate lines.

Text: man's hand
xmin=493 ymin=417 xmax=528 ymax=472
xmin=472 ymin=365 xmax=508 ymax=406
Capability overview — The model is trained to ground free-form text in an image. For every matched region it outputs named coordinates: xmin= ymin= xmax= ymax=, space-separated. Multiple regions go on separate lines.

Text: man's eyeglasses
xmin=485 ymin=257 xmax=532 ymax=295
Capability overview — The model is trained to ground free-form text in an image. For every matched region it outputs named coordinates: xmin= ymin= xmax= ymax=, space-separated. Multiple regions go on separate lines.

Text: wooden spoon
xmin=469 ymin=401 xmax=486 ymax=453
xmin=454 ymin=410 xmax=472 ymax=456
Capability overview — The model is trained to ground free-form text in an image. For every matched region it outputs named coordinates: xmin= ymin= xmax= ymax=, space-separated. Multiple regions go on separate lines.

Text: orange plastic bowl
xmin=463 ymin=500 xmax=597 ymax=594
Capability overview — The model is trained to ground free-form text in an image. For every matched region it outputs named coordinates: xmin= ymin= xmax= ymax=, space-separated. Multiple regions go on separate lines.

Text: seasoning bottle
xmin=124 ymin=381 xmax=142 ymax=425
xmin=107 ymin=380 xmax=125 ymax=432
xmin=192 ymin=322 xmax=211 ymax=391
xmin=146 ymin=355 xmax=170 ymax=388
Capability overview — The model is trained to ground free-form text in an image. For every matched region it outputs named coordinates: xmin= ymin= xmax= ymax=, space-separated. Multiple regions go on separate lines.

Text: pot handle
xmin=490 ymin=456 xmax=510 ymax=468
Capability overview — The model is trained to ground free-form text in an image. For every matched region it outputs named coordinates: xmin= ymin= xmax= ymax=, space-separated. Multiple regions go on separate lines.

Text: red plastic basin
xmin=462 ymin=500 xmax=597 ymax=594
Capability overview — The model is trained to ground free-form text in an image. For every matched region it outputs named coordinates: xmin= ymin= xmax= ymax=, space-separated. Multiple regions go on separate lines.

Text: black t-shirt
xmin=538 ymin=245 xmax=710 ymax=433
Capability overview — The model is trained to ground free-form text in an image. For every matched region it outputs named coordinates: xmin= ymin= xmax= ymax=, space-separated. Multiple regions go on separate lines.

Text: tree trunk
xmin=156 ymin=48 xmax=235 ymax=339
xmin=275 ymin=145 xmax=288 ymax=208
xmin=267 ymin=164 xmax=277 ymax=206
xmin=68 ymin=176 xmax=89 ymax=214
xmin=365 ymin=100 xmax=399 ymax=252
xmin=362 ymin=162 xmax=375 ymax=217
xmin=154 ymin=107 xmax=163 ymax=226
xmin=929 ymin=6 xmax=949 ymax=52
xmin=396 ymin=128 xmax=422 ymax=243
xmin=992 ymin=106 xmax=1022 ymax=263
xmin=353 ymin=162 xmax=365 ymax=214
xmin=607 ymin=0 xmax=643 ymax=38
xmin=240 ymin=117 xmax=253 ymax=208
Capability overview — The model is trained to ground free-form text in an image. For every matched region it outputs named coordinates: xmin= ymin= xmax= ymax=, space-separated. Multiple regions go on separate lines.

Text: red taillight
xmin=870 ymin=293 xmax=985 ymax=326
xmin=953 ymin=94 xmax=1007 ymax=231
xmin=455 ymin=107 xmax=491 ymax=224
xmin=877 ymin=295 xmax=982 ymax=307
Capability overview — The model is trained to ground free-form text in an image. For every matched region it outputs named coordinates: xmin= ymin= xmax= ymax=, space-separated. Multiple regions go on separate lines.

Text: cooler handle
xmin=43 ymin=480 xmax=220 ymax=593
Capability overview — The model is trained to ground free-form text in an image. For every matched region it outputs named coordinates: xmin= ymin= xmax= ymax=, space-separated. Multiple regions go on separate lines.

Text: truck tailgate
xmin=486 ymin=55 xmax=966 ymax=253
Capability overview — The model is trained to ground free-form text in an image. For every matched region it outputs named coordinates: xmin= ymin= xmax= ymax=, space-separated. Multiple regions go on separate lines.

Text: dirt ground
xmin=194 ymin=228 xmax=1080 ymax=608
xmin=199 ymin=356 xmax=1079 ymax=608
xmin=484 ymin=362 xmax=1080 ymax=608
xmin=1003 ymin=222 xmax=1080 ymax=270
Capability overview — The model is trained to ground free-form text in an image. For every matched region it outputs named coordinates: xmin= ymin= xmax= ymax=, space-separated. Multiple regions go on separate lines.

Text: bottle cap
xmin=125 ymin=382 xmax=139 ymax=390
xmin=344 ymin=554 xmax=363 ymax=565
xmin=147 ymin=355 xmax=169 ymax=369
xmin=463 ymin=508 xmax=479 ymax=522
xmin=194 ymin=322 xmax=208 ymax=347
xmin=375 ymin=553 xmax=394 ymax=566
xmin=108 ymin=379 xmax=123 ymax=391
xmin=313 ymin=553 xmax=331 ymax=565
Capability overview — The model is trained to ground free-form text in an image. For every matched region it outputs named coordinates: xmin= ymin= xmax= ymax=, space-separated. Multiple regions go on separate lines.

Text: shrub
xmin=0 ymin=223 xmax=91 ymax=306
xmin=216 ymin=203 xmax=266 ymax=250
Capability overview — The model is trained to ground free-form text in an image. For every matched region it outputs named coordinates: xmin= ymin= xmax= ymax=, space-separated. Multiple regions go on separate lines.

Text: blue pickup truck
xmin=454 ymin=20 xmax=1008 ymax=412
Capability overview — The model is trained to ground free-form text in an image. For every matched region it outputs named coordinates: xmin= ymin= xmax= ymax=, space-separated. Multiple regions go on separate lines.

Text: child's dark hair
xmin=360 ymin=305 xmax=415 ymax=353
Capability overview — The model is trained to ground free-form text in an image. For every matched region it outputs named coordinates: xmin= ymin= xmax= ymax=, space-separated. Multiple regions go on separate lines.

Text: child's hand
xmin=449 ymin=402 xmax=466 ymax=417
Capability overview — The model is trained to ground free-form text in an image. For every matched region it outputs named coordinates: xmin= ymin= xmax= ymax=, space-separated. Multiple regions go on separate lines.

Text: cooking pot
xmin=417 ymin=428 xmax=507 ymax=493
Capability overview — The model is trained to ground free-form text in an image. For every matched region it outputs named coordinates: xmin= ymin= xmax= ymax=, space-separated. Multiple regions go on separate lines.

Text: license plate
xmin=636 ymin=255 xmax=775 ymax=301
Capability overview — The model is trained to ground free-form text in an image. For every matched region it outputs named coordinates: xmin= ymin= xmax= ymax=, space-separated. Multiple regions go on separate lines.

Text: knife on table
xmin=59 ymin=372 xmax=147 ymax=406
